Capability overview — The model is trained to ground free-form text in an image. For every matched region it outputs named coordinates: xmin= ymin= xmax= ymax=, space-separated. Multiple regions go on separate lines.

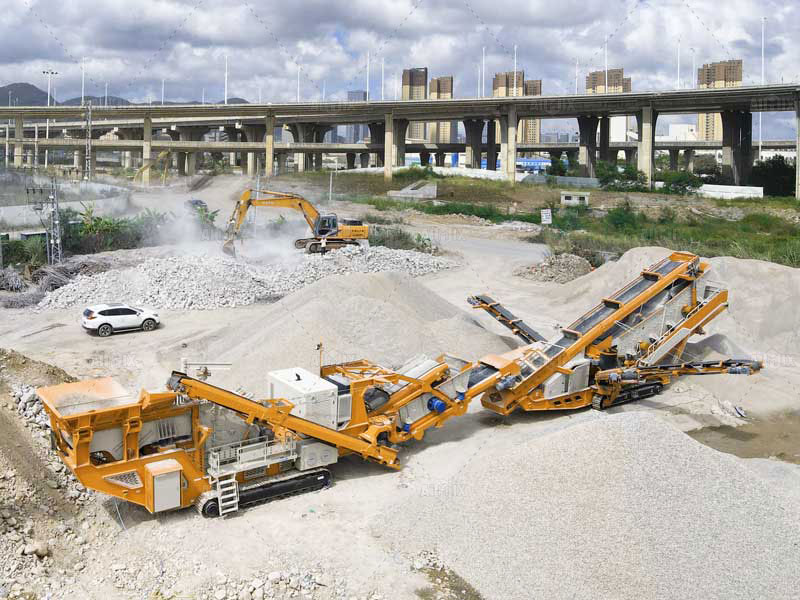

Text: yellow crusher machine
xmin=222 ymin=188 xmax=369 ymax=256
xmin=38 ymin=252 xmax=761 ymax=517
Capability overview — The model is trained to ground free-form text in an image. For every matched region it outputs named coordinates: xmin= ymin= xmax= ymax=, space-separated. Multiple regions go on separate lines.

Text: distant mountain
xmin=60 ymin=95 xmax=131 ymax=107
xmin=0 ymin=82 xmax=252 ymax=107
xmin=0 ymin=82 xmax=54 ymax=106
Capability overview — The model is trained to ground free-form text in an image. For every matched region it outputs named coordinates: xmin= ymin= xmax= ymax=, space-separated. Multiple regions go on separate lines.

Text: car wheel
xmin=141 ymin=319 xmax=157 ymax=332
xmin=97 ymin=324 xmax=113 ymax=337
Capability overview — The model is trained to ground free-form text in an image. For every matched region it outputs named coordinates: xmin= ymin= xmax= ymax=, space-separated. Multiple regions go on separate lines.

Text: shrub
xmin=660 ymin=170 xmax=703 ymax=196
xmin=368 ymin=226 xmax=434 ymax=253
xmin=596 ymin=161 xmax=647 ymax=191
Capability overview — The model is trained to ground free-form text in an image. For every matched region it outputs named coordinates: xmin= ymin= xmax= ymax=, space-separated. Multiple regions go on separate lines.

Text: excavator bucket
xmin=222 ymin=239 xmax=236 ymax=257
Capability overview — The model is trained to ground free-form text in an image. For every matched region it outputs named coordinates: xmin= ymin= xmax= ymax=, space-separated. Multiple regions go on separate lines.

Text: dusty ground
xmin=1 ymin=173 xmax=799 ymax=599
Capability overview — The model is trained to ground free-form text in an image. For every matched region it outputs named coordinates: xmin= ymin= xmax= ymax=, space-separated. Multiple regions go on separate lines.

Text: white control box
xmin=267 ymin=367 xmax=338 ymax=430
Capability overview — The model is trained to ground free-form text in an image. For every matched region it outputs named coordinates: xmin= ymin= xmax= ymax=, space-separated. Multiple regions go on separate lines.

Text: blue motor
xmin=427 ymin=397 xmax=448 ymax=414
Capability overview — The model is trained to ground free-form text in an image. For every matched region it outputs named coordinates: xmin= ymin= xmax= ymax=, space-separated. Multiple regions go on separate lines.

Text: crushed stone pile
xmin=187 ymin=271 xmax=512 ymax=393
xmin=386 ymin=412 xmax=800 ymax=600
xmin=37 ymin=246 xmax=455 ymax=310
xmin=514 ymin=252 xmax=592 ymax=283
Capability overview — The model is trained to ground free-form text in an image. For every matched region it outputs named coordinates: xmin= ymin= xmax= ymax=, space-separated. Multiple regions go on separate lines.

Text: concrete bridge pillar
xmin=359 ymin=152 xmax=369 ymax=168
xmin=419 ymin=151 xmax=430 ymax=166
xmin=368 ymin=122 xmax=386 ymax=166
xmin=247 ymin=152 xmax=257 ymax=176
xmin=598 ymin=117 xmax=611 ymax=163
xmin=486 ymin=120 xmax=497 ymax=170
xmin=346 ymin=152 xmax=356 ymax=169
xmin=141 ymin=116 xmax=153 ymax=185
xmin=89 ymin=149 xmax=97 ymax=178
xmin=721 ymin=110 xmax=753 ymax=185
xmin=186 ymin=152 xmax=197 ymax=176
xmin=392 ymin=119 xmax=409 ymax=167
xmin=13 ymin=116 xmax=23 ymax=168
xmin=636 ymin=107 xmax=656 ymax=187
xmin=264 ymin=115 xmax=275 ymax=178
xmin=683 ymin=149 xmax=695 ymax=173
xmin=624 ymin=148 xmax=637 ymax=166
xmin=383 ymin=113 xmax=393 ymax=181
xmin=669 ymin=149 xmax=680 ymax=171
xmin=435 ymin=152 xmax=445 ymax=167
xmin=503 ymin=106 xmax=518 ymax=184
xmin=577 ymin=115 xmax=599 ymax=178
xmin=463 ymin=119 xmax=484 ymax=169
xmin=177 ymin=152 xmax=187 ymax=176
xmin=275 ymin=153 xmax=287 ymax=175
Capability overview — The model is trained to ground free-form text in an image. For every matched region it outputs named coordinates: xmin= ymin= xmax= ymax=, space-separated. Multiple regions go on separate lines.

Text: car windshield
xmin=131 ymin=308 xmax=142 ymax=312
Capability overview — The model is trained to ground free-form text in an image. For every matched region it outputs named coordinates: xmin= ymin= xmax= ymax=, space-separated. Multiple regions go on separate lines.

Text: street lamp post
xmin=43 ymin=69 xmax=58 ymax=169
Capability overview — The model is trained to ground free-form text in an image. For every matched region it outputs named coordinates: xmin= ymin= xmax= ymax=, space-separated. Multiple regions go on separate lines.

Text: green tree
xmin=660 ymin=170 xmax=703 ymax=196
xmin=750 ymin=155 xmax=796 ymax=197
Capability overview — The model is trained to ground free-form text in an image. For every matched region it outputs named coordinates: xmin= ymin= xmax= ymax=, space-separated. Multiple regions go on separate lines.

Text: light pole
xmin=677 ymin=36 xmax=681 ymax=89
xmin=760 ymin=16 xmax=766 ymax=160
xmin=104 ymin=82 xmax=108 ymax=106
xmin=224 ymin=54 xmax=228 ymax=104
xmin=513 ymin=45 xmax=517 ymax=96
xmin=161 ymin=79 xmax=165 ymax=105
xmin=482 ymin=46 xmax=486 ymax=97
xmin=81 ymin=57 xmax=86 ymax=104
xmin=690 ymin=48 xmax=696 ymax=89
xmin=202 ymin=88 xmax=205 ymax=105
xmin=575 ymin=58 xmax=579 ymax=94
xmin=43 ymin=69 xmax=58 ymax=169
xmin=366 ymin=51 xmax=370 ymax=102
xmin=296 ymin=64 xmax=300 ymax=102
xmin=381 ymin=57 xmax=385 ymax=101
xmin=604 ymin=36 xmax=608 ymax=92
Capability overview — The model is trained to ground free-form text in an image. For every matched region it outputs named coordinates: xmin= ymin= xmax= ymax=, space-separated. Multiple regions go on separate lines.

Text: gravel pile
xmin=37 ymin=246 xmax=455 ymax=310
xmin=387 ymin=412 xmax=800 ymax=600
xmin=515 ymin=252 xmax=592 ymax=283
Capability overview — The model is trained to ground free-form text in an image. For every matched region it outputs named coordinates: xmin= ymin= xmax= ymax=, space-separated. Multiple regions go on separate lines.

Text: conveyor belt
xmin=467 ymin=295 xmax=546 ymax=344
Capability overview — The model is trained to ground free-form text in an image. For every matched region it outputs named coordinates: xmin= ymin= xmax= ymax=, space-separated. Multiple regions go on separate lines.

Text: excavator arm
xmin=222 ymin=188 xmax=321 ymax=255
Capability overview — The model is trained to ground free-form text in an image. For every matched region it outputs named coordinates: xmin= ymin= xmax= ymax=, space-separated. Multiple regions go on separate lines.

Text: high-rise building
xmin=585 ymin=68 xmax=632 ymax=94
xmin=345 ymin=90 xmax=367 ymax=143
xmin=492 ymin=72 xmax=527 ymax=143
xmin=428 ymin=76 xmax=457 ymax=143
xmin=522 ymin=79 xmax=542 ymax=144
xmin=586 ymin=68 xmax=633 ymax=143
xmin=492 ymin=71 xmax=524 ymax=98
xmin=402 ymin=68 xmax=428 ymax=140
xmin=696 ymin=59 xmax=743 ymax=141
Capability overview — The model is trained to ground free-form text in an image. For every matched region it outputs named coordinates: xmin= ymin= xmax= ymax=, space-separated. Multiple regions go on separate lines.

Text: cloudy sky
xmin=3 ymin=0 xmax=799 ymax=135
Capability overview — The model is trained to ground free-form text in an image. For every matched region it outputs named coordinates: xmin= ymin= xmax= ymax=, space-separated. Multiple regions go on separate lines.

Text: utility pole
xmin=513 ymin=45 xmax=517 ymax=96
xmin=43 ymin=69 xmax=57 ymax=169
xmin=366 ymin=51 xmax=370 ymax=102
xmin=760 ymin=16 xmax=766 ymax=160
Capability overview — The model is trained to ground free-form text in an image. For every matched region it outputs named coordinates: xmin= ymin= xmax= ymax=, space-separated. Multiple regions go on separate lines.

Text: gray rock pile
xmin=11 ymin=384 xmax=49 ymax=430
xmin=388 ymin=412 xmax=800 ymax=599
xmin=198 ymin=568 xmax=352 ymax=600
xmin=38 ymin=246 xmax=455 ymax=310
xmin=515 ymin=252 xmax=592 ymax=283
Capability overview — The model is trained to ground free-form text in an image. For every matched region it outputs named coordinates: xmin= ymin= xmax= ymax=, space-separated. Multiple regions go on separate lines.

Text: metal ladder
xmin=216 ymin=476 xmax=239 ymax=516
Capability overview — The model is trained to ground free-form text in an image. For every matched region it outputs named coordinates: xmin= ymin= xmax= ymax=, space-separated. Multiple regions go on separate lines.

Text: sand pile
xmin=178 ymin=271 xmax=512 ymax=393
xmin=385 ymin=411 xmax=800 ymax=599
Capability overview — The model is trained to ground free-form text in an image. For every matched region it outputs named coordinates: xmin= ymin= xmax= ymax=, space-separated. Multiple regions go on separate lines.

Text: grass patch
xmin=368 ymin=225 xmax=435 ymax=253
xmin=361 ymin=213 xmax=406 ymax=225
xmin=527 ymin=202 xmax=800 ymax=267
xmin=710 ymin=195 xmax=800 ymax=211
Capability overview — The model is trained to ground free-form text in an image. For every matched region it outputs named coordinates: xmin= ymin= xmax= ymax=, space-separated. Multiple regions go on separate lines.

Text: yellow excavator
xmin=222 ymin=188 xmax=369 ymax=256
xmin=37 ymin=252 xmax=762 ymax=518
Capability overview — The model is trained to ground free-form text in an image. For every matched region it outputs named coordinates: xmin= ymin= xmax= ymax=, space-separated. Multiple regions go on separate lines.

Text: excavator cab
xmin=314 ymin=215 xmax=339 ymax=237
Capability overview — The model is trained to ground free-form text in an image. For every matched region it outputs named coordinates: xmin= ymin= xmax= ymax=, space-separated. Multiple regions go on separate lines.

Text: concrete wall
xmin=523 ymin=174 xmax=601 ymax=188
xmin=653 ymin=182 xmax=764 ymax=199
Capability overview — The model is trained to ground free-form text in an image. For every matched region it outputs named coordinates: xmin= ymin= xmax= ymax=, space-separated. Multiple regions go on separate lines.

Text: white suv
xmin=81 ymin=303 xmax=160 ymax=337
